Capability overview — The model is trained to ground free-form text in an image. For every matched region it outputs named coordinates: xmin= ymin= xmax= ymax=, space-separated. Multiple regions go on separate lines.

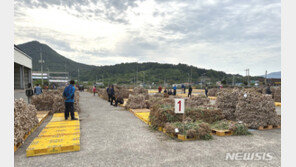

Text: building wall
xmin=14 ymin=63 xmax=21 ymax=89
xmin=14 ymin=46 xmax=32 ymax=89
xmin=14 ymin=63 xmax=32 ymax=89
xmin=24 ymin=67 xmax=30 ymax=87
xmin=14 ymin=48 xmax=32 ymax=69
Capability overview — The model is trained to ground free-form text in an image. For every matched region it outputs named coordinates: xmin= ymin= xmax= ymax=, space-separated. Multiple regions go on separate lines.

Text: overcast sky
xmin=14 ymin=0 xmax=281 ymax=76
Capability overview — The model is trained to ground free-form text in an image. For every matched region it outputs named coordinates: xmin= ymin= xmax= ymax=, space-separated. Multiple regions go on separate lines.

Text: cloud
xmin=14 ymin=0 xmax=281 ymax=76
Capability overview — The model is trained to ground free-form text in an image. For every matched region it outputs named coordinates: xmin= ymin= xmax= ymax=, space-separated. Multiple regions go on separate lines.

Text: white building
xmin=14 ymin=45 xmax=32 ymax=89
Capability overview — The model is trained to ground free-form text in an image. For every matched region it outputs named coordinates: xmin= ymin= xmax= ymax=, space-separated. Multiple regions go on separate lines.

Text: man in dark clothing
xmin=110 ymin=85 xmax=115 ymax=105
xmin=266 ymin=84 xmax=272 ymax=94
xmin=25 ymin=83 xmax=34 ymax=104
xmin=114 ymin=95 xmax=124 ymax=107
xmin=188 ymin=85 xmax=193 ymax=97
xmin=204 ymin=85 xmax=209 ymax=97
xmin=63 ymin=80 xmax=78 ymax=120
xmin=164 ymin=89 xmax=167 ymax=94
xmin=107 ymin=85 xmax=111 ymax=102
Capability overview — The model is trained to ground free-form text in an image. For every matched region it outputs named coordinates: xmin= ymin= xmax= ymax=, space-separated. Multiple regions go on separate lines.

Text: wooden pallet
xmin=119 ymin=98 xmax=128 ymax=107
xmin=211 ymin=129 xmax=233 ymax=136
xmin=177 ymin=134 xmax=197 ymax=141
xmin=129 ymin=108 xmax=151 ymax=113
xmin=158 ymin=127 xmax=163 ymax=132
xmin=37 ymin=111 xmax=50 ymax=125
xmin=134 ymin=112 xmax=150 ymax=125
xmin=26 ymin=135 xmax=80 ymax=157
xmin=257 ymin=125 xmax=281 ymax=130
xmin=275 ymin=102 xmax=281 ymax=107
xmin=208 ymin=96 xmax=217 ymax=100
xmin=26 ymin=112 xmax=81 ymax=156
xmin=14 ymin=121 xmax=41 ymax=152
xmin=162 ymin=128 xmax=178 ymax=138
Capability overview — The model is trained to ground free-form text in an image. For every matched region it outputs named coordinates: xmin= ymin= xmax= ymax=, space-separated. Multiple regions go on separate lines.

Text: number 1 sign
xmin=175 ymin=99 xmax=185 ymax=114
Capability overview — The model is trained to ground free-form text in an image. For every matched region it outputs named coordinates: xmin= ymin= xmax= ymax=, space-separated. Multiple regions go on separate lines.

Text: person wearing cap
xmin=63 ymin=80 xmax=78 ymax=120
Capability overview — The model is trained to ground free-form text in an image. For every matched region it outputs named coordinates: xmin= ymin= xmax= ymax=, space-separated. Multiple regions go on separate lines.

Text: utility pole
xmin=78 ymin=68 xmax=80 ymax=84
xmin=136 ymin=64 xmax=138 ymax=85
xmin=248 ymin=69 xmax=250 ymax=86
xmin=265 ymin=70 xmax=267 ymax=85
xmin=232 ymin=75 xmax=235 ymax=86
xmin=39 ymin=47 xmax=44 ymax=86
xmin=245 ymin=69 xmax=250 ymax=86
xmin=187 ymin=73 xmax=190 ymax=83
xmin=64 ymin=60 xmax=66 ymax=81
xmin=190 ymin=68 xmax=192 ymax=84
xmin=143 ymin=72 xmax=145 ymax=85
xmin=47 ymin=67 xmax=49 ymax=85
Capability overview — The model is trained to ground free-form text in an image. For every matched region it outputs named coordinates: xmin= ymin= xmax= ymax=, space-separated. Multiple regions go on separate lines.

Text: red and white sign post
xmin=175 ymin=99 xmax=185 ymax=114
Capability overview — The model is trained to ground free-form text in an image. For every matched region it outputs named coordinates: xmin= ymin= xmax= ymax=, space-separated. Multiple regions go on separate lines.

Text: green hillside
xmin=17 ymin=41 xmax=252 ymax=85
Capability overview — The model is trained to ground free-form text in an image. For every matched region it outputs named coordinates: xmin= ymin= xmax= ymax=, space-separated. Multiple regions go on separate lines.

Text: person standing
xmin=204 ymin=84 xmax=209 ymax=97
xmin=110 ymin=85 xmax=115 ymax=105
xmin=25 ymin=83 xmax=34 ymax=104
xmin=158 ymin=85 xmax=162 ymax=93
xmin=188 ymin=85 xmax=192 ymax=97
xmin=63 ymin=80 xmax=78 ymax=120
xmin=168 ymin=89 xmax=172 ymax=95
xmin=114 ymin=93 xmax=124 ymax=107
xmin=164 ymin=88 xmax=167 ymax=94
xmin=107 ymin=85 xmax=111 ymax=102
xmin=173 ymin=85 xmax=177 ymax=96
xmin=93 ymin=86 xmax=96 ymax=96
xmin=181 ymin=84 xmax=185 ymax=93
xmin=266 ymin=84 xmax=272 ymax=94
xmin=34 ymin=84 xmax=43 ymax=95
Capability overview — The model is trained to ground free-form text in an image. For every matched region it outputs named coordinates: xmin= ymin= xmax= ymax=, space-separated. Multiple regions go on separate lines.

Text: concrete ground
xmin=14 ymin=89 xmax=27 ymax=102
xmin=14 ymin=92 xmax=281 ymax=167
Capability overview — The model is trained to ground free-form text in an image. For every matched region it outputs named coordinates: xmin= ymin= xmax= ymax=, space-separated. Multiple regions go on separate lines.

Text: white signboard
xmin=32 ymin=73 xmax=47 ymax=76
xmin=32 ymin=76 xmax=48 ymax=79
xmin=49 ymin=79 xmax=68 ymax=83
xmin=175 ymin=99 xmax=185 ymax=114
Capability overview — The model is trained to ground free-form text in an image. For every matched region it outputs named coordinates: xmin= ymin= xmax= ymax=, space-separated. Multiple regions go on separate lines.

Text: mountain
xmin=261 ymin=71 xmax=281 ymax=79
xmin=17 ymin=41 xmax=249 ymax=85
xmin=16 ymin=41 xmax=96 ymax=73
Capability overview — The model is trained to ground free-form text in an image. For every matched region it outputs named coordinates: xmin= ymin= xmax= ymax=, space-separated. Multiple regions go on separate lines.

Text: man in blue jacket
xmin=173 ymin=85 xmax=177 ymax=96
xmin=63 ymin=80 xmax=78 ymax=120
xmin=34 ymin=84 xmax=43 ymax=95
